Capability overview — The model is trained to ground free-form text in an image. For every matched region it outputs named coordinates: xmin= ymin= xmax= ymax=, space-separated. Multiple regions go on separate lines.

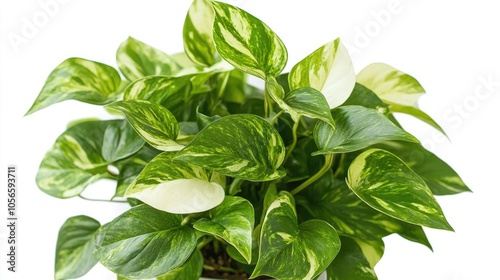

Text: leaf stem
xmin=284 ymin=116 xmax=300 ymax=163
xmin=269 ymin=110 xmax=284 ymax=126
xmin=78 ymin=195 xmax=128 ymax=203
xmin=290 ymin=154 xmax=334 ymax=195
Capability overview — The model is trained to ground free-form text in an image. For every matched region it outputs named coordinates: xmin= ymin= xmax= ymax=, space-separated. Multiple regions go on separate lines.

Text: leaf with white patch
xmin=252 ymin=192 xmax=340 ymax=280
xmin=93 ymin=204 xmax=197 ymax=278
xmin=289 ymin=38 xmax=355 ymax=108
xmin=313 ymin=105 xmax=419 ymax=155
xmin=347 ymin=149 xmax=454 ymax=230
xmin=326 ymin=237 xmax=377 ymax=280
xmin=26 ymin=58 xmax=122 ymax=115
xmin=117 ymin=37 xmax=180 ymax=81
xmin=124 ymin=75 xmax=192 ymax=104
xmin=357 ymin=63 xmax=425 ymax=107
xmin=125 ymin=152 xmax=225 ymax=214
xmin=175 ymin=114 xmax=286 ymax=181
xmin=107 ymin=100 xmax=184 ymax=151
xmin=157 ymin=249 xmax=203 ymax=280
xmin=184 ymin=0 xmax=216 ymax=66
xmin=55 ymin=216 xmax=100 ymax=280
xmin=194 ymin=196 xmax=254 ymax=263
xmin=36 ymin=120 xmax=144 ymax=198
xmin=211 ymin=1 xmax=287 ymax=79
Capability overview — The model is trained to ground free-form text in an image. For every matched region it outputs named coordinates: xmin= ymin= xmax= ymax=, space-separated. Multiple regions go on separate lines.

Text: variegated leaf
xmin=284 ymin=87 xmax=334 ymax=125
xmin=107 ymin=100 xmax=184 ymax=151
xmin=36 ymin=120 xmax=144 ymax=198
xmin=157 ymin=249 xmax=203 ymax=280
xmin=125 ymin=152 xmax=225 ymax=214
xmin=211 ymin=1 xmax=287 ymax=79
xmin=117 ymin=37 xmax=180 ymax=81
xmin=26 ymin=58 xmax=122 ymax=115
xmin=55 ymin=216 xmax=100 ymax=280
xmin=376 ymin=141 xmax=471 ymax=195
xmin=175 ymin=114 xmax=286 ymax=181
xmin=289 ymin=38 xmax=355 ymax=108
xmin=313 ymin=105 xmax=419 ymax=155
xmin=356 ymin=63 xmax=425 ymax=107
xmin=326 ymin=237 xmax=377 ymax=280
xmin=93 ymin=204 xmax=197 ymax=278
xmin=356 ymin=239 xmax=385 ymax=268
xmin=347 ymin=149 xmax=453 ymax=230
xmin=298 ymin=171 xmax=432 ymax=249
xmin=184 ymin=0 xmax=216 ymax=66
xmin=389 ymin=103 xmax=447 ymax=136
xmin=124 ymin=75 xmax=192 ymax=104
xmin=252 ymin=192 xmax=340 ymax=280
xmin=194 ymin=196 xmax=254 ymax=263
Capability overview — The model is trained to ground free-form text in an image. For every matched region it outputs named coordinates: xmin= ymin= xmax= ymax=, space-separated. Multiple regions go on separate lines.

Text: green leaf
xmin=26 ymin=58 xmax=122 ymax=115
xmin=376 ymin=141 xmax=471 ymax=195
xmin=36 ymin=120 xmax=144 ymax=198
xmin=116 ymin=37 xmax=180 ymax=81
xmin=124 ymin=75 xmax=192 ymax=104
xmin=175 ymin=114 xmax=286 ymax=181
xmin=284 ymin=87 xmax=335 ymax=124
xmin=347 ymin=149 xmax=454 ymax=230
xmin=125 ymin=152 xmax=225 ymax=214
xmin=196 ymin=110 xmax=222 ymax=131
xmin=252 ymin=192 xmax=341 ymax=280
xmin=313 ymin=105 xmax=419 ymax=155
xmin=55 ymin=216 xmax=100 ymax=280
xmin=389 ymin=103 xmax=447 ymax=136
xmin=356 ymin=62 xmax=425 ymax=107
xmin=157 ymin=249 xmax=203 ymax=280
xmin=289 ymin=38 xmax=355 ymax=108
xmin=298 ymin=171 xmax=432 ymax=249
xmin=356 ymin=239 xmax=385 ymax=268
xmin=194 ymin=196 xmax=254 ymax=263
xmin=94 ymin=204 xmax=197 ymax=279
xmin=183 ymin=0 xmax=216 ymax=66
xmin=211 ymin=1 xmax=287 ymax=79
xmin=107 ymin=100 xmax=184 ymax=151
xmin=326 ymin=237 xmax=377 ymax=280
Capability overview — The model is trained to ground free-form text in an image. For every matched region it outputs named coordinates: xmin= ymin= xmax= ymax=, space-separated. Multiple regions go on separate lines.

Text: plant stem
xmin=270 ymin=110 xmax=284 ymax=126
xmin=78 ymin=195 xmax=128 ymax=203
xmin=284 ymin=117 xmax=300 ymax=163
xmin=290 ymin=154 xmax=334 ymax=195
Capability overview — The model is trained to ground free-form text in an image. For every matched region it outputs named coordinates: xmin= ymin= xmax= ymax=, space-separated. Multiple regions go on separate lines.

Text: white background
xmin=1 ymin=0 xmax=499 ymax=279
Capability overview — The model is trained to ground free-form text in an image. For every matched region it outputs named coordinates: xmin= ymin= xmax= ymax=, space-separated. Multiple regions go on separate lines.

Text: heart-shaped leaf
xmin=183 ymin=0 xmax=216 ymax=66
xmin=313 ymin=105 xmax=419 ymax=155
xmin=93 ymin=204 xmax=197 ymax=279
xmin=55 ymin=216 xmax=100 ymax=280
xmin=157 ymin=249 xmax=203 ymax=280
xmin=289 ymin=38 xmax=355 ymax=108
xmin=107 ymin=100 xmax=183 ymax=151
xmin=347 ymin=149 xmax=453 ymax=230
xmin=125 ymin=152 xmax=225 ymax=214
xmin=117 ymin=37 xmax=180 ymax=81
xmin=252 ymin=192 xmax=340 ymax=280
xmin=36 ymin=120 xmax=144 ymax=198
xmin=194 ymin=196 xmax=254 ymax=263
xmin=356 ymin=62 xmax=425 ymax=107
xmin=211 ymin=1 xmax=287 ymax=79
xmin=26 ymin=58 xmax=122 ymax=115
xmin=175 ymin=114 xmax=286 ymax=181
xmin=326 ymin=237 xmax=377 ymax=280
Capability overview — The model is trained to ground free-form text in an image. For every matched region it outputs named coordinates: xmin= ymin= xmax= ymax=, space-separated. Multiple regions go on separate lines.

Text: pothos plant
xmin=26 ymin=0 xmax=470 ymax=279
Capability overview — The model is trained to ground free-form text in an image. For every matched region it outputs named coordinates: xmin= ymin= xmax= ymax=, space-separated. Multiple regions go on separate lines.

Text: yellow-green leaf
xmin=183 ymin=0 xmax=216 ymax=66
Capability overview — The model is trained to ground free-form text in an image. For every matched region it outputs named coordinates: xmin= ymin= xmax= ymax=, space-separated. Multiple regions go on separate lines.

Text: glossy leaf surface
xmin=184 ymin=0 xmax=216 ymax=66
xmin=326 ymin=237 xmax=377 ymax=280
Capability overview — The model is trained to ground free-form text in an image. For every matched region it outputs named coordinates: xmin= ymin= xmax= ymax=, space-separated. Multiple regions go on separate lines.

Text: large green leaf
xmin=289 ymin=38 xmax=355 ymax=108
xmin=124 ymin=75 xmax=192 ymax=104
xmin=125 ymin=152 xmax=225 ymax=214
xmin=376 ymin=141 xmax=471 ymax=195
xmin=211 ymin=1 xmax=287 ymax=79
xmin=175 ymin=114 xmax=286 ymax=181
xmin=55 ymin=216 xmax=100 ymax=280
xmin=116 ymin=37 xmax=180 ymax=81
xmin=297 ymin=171 xmax=432 ymax=249
xmin=26 ymin=58 xmax=122 ymax=115
xmin=183 ymin=0 xmax=216 ymax=66
xmin=107 ymin=100 xmax=183 ymax=151
xmin=36 ymin=120 xmax=144 ymax=198
xmin=389 ymin=103 xmax=447 ymax=136
xmin=252 ymin=192 xmax=340 ymax=280
xmin=93 ymin=204 xmax=197 ymax=279
xmin=194 ymin=196 xmax=254 ymax=263
xmin=326 ymin=237 xmax=377 ymax=280
xmin=313 ymin=105 xmax=419 ymax=155
xmin=347 ymin=149 xmax=453 ymax=230
xmin=157 ymin=249 xmax=203 ymax=280
xmin=356 ymin=63 xmax=425 ymax=107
